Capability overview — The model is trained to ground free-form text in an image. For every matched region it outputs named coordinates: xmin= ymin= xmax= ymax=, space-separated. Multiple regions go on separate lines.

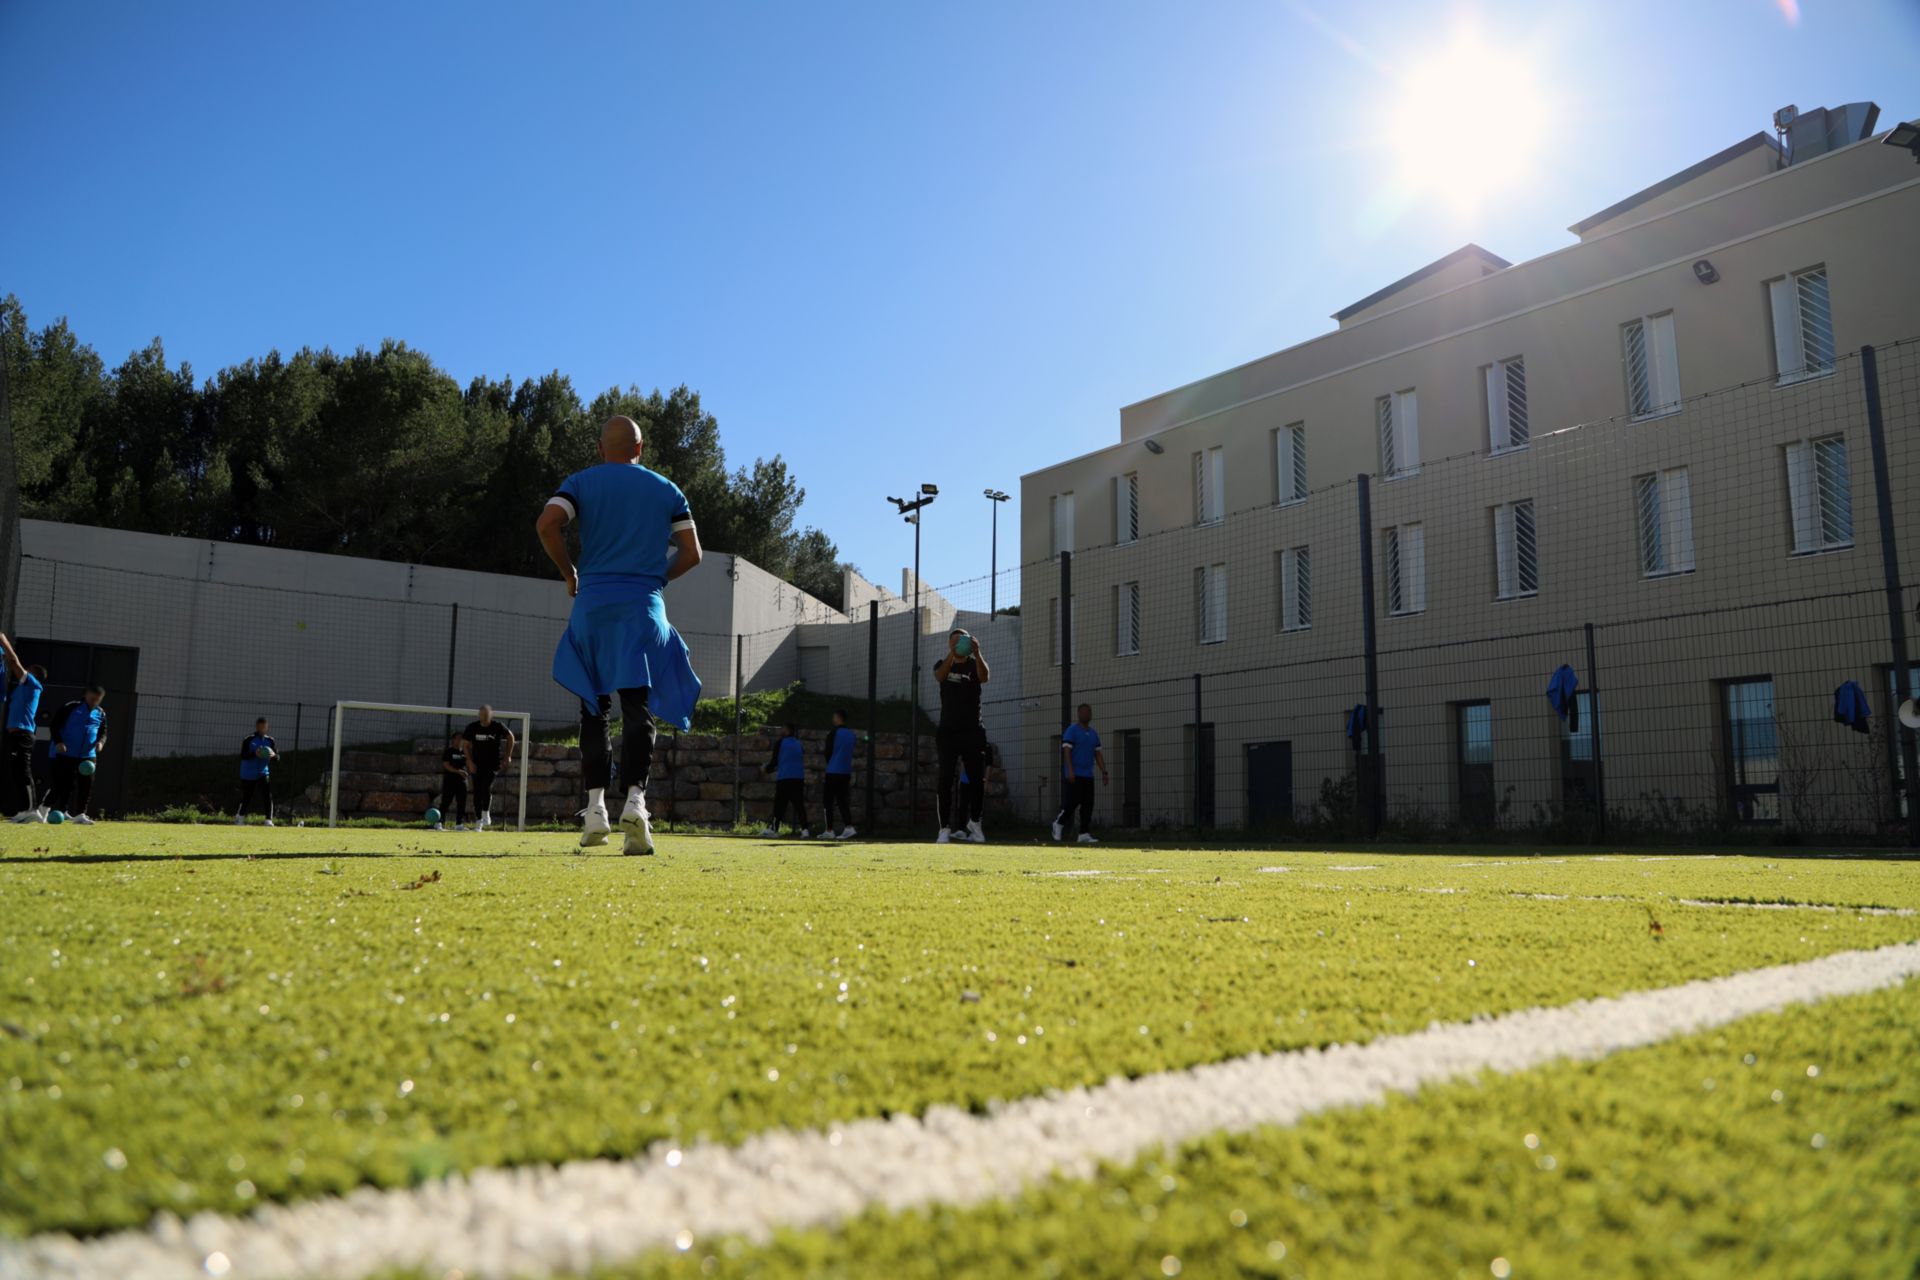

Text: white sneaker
xmin=432 ymin=823 xmax=445 ymax=832
xmin=1050 ymin=818 xmax=1063 ymax=842
xmin=14 ymin=807 xmax=47 ymax=825
xmin=966 ymin=820 xmax=986 ymax=844
xmin=838 ymin=827 xmax=856 ymax=840
xmin=758 ymin=826 xmax=779 ymax=838
xmin=935 ymin=828 xmax=951 ymax=844
xmin=72 ymin=814 xmax=95 ymax=826
xmin=619 ymin=788 xmax=654 ymax=854
xmin=262 ymin=819 xmax=275 ymax=828
xmin=477 ymin=813 xmax=492 ymax=830
xmin=1077 ymin=833 xmax=1099 ymax=844
xmin=233 ymin=814 xmax=245 ymax=826
xmin=578 ymin=801 xmax=612 ymax=848
xmin=799 ymin=828 xmax=812 ymax=840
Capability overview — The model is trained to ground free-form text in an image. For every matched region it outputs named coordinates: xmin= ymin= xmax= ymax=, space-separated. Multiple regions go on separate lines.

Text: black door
xmin=1246 ymin=740 xmax=1293 ymax=831
xmin=17 ymin=639 xmax=139 ymax=816
xmin=1117 ymin=729 xmax=1141 ymax=828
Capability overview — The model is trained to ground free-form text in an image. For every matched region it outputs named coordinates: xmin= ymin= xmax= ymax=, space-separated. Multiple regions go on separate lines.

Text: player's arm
xmin=667 ymin=527 xmax=702 ymax=582
xmin=536 ymin=500 xmax=577 ymax=597
xmin=1061 ymin=738 xmax=1076 ymax=781
xmin=972 ymin=642 xmax=990 ymax=684
xmin=934 ymin=632 xmax=958 ymax=683
xmin=502 ymin=726 xmax=516 ymax=767
xmin=0 ymin=633 xmax=24 ymax=681
xmin=266 ymin=737 xmax=277 ymax=761
xmin=1095 ymin=747 xmax=1109 ymax=783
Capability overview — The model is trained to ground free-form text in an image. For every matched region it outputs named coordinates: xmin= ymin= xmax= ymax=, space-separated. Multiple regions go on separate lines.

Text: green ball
xmin=47 ymin=810 xmax=65 ymax=825
xmin=77 ymin=760 xmax=96 ymax=777
xmin=425 ymin=807 xmax=442 ymax=825
xmin=256 ymin=746 xmax=272 ymax=760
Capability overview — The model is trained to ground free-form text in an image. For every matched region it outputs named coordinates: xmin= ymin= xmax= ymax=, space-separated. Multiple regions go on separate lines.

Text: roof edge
xmin=1329 ymin=243 xmax=1511 ymax=323
xmin=1568 ymin=132 xmax=1783 ymax=235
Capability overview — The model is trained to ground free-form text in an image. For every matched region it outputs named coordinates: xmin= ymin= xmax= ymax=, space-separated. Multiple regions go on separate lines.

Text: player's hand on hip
xmin=565 ymin=568 xmax=579 ymax=598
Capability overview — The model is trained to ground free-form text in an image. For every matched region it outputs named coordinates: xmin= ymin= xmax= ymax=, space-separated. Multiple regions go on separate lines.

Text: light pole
xmin=889 ymin=484 xmax=938 ymax=828
xmin=984 ymin=489 xmax=1009 ymax=617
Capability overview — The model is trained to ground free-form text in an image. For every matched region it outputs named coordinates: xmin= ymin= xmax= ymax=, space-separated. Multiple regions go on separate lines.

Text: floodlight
xmin=1143 ymin=439 xmax=1165 ymax=455
xmin=921 ymin=483 xmax=939 ymax=496
xmin=1886 ymin=119 xmax=1920 ymax=163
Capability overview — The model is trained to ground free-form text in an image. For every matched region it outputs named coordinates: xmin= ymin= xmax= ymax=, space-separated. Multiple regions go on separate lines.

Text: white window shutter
xmin=1485 ymin=365 xmax=1505 ymax=453
xmin=1194 ymin=567 xmax=1207 ymax=641
xmin=1504 ymin=359 xmax=1529 ymax=447
xmin=1207 ymin=448 xmax=1225 ymax=521
xmin=1379 ymin=397 xmax=1395 ymax=475
xmin=1055 ymin=492 xmax=1074 ymax=555
xmin=1192 ymin=453 xmax=1204 ymax=524
xmin=1212 ymin=564 xmax=1228 ymax=641
xmin=1770 ymin=278 xmax=1804 ymax=379
xmin=1403 ymin=524 xmax=1426 ymax=613
xmin=1281 ymin=550 xmax=1299 ymax=630
xmin=1296 ymin=546 xmax=1311 ymax=628
xmin=1646 ymin=313 xmax=1680 ymax=412
xmin=1385 ymin=528 xmax=1402 ymax=612
xmin=1815 ymin=436 xmax=1851 ymax=547
xmin=1785 ymin=441 xmax=1816 ymax=552
xmin=1664 ymin=468 xmax=1695 ymax=572
xmin=1398 ymin=391 xmax=1420 ymax=472
xmin=1495 ymin=503 xmax=1517 ymax=597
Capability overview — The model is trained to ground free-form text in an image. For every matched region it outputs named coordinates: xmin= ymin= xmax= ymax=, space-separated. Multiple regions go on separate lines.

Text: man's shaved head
xmin=600 ymin=416 xmax=644 ymax=463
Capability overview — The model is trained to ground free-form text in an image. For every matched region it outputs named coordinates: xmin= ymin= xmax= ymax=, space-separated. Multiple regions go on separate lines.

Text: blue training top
xmin=775 ymin=736 xmax=806 ymax=781
xmin=5 ymin=674 xmax=41 ymax=734
xmin=826 ymin=725 xmax=857 ymax=775
xmin=57 ymin=704 xmax=107 ymax=759
xmin=550 ymin=462 xmax=694 ymax=586
xmin=241 ymin=733 xmax=276 ymax=780
xmin=1062 ymin=723 xmax=1101 ymax=779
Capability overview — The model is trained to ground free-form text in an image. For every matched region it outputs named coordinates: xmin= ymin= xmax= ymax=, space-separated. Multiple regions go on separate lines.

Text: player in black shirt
xmin=932 ymin=628 xmax=991 ymax=844
xmin=437 ymin=734 xmax=472 ymax=831
xmin=461 ymin=705 xmax=516 ymax=830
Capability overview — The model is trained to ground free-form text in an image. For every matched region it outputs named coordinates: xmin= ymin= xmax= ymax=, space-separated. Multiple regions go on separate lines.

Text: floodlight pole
xmin=889 ymin=489 xmax=937 ymax=829
xmin=984 ymin=489 xmax=1010 ymax=617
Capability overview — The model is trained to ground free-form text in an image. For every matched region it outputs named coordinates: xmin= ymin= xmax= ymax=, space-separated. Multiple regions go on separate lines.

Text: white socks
xmin=587 ymin=787 xmax=606 ymax=809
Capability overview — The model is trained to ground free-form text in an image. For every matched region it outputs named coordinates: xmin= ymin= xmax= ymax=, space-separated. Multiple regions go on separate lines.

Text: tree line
xmin=0 ymin=295 xmax=854 ymax=608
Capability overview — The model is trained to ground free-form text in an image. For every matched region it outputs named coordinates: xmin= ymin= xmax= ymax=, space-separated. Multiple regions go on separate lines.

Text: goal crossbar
xmin=328 ymin=701 xmax=535 ymax=831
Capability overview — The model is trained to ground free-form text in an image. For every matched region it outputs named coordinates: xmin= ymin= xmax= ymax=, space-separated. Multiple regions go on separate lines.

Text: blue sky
xmin=4 ymin=0 xmax=1916 ymax=599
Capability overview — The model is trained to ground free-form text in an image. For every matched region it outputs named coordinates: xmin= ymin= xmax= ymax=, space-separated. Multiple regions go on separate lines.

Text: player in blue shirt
xmin=237 ymin=717 xmax=280 ymax=826
xmin=537 ymin=416 xmax=704 ymax=855
xmin=0 ymin=633 xmax=48 ymax=821
xmin=759 ymin=724 xmax=811 ymax=838
xmin=821 ymin=708 xmax=858 ymax=840
xmin=1052 ymin=702 xmax=1108 ymax=844
xmin=47 ymin=686 xmax=109 ymax=824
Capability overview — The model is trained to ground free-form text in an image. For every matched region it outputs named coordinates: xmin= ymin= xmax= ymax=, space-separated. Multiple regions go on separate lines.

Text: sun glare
xmin=1384 ymin=33 xmax=1551 ymax=217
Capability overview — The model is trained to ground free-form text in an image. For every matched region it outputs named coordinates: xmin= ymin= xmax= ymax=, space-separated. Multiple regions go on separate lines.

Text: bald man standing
xmin=537 ymin=416 xmax=704 ymax=854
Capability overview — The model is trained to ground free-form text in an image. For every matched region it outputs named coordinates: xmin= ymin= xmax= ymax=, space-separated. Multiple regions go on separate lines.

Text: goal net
xmin=328 ymin=700 xmax=534 ymax=830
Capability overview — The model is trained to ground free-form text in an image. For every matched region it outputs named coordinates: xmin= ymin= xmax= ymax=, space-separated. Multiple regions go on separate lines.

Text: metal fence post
xmin=732 ymin=634 xmax=744 ymax=829
xmin=1356 ymin=474 xmax=1383 ymax=837
xmin=1861 ymin=344 xmax=1920 ymax=846
xmin=1059 ymin=551 xmax=1073 ymax=745
xmin=1191 ymin=671 xmax=1204 ymax=828
xmin=293 ymin=701 xmax=303 ymax=756
xmin=1584 ymin=622 xmax=1608 ymax=840
xmin=866 ymin=600 xmax=879 ymax=827
xmin=444 ymin=602 xmax=459 ymax=741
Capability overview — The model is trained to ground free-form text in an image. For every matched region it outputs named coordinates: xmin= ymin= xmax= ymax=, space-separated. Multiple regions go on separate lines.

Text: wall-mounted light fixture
xmin=1692 ymin=259 xmax=1720 ymax=285
xmin=1143 ymin=439 xmax=1165 ymax=455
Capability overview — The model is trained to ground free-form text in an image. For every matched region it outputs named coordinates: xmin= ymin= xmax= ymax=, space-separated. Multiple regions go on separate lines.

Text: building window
xmin=1456 ymin=701 xmax=1495 ymax=828
xmin=1378 ymin=389 xmax=1420 ymax=479
xmin=1634 ymin=467 xmax=1695 ymax=578
xmin=1722 ymin=677 xmax=1779 ymax=822
xmin=1784 ymin=435 xmax=1852 ymax=554
xmin=1114 ymin=472 xmax=1139 ymax=546
xmin=1116 ymin=581 xmax=1140 ymax=657
xmin=1770 ymin=266 xmax=1834 ymax=384
xmin=1048 ymin=596 xmax=1078 ymax=666
xmin=1278 ymin=546 xmax=1310 ymax=632
xmin=1050 ymin=492 xmax=1075 ymax=558
xmin=1195 ymin=562 xmax=1227 ymax=644
xmin=1485 ymin=356 xmax=1528 ymax=453
xmin=1193 ymin=447 xmax=1225 ymax=526
xmin=1274 ymin=423 xmax=1307 ymax=505
xmin=1493 ymin=499 xmax=1538 ymax=599
xmin=1384 ymin=523 xmax=1426 ymax=616
xmin=1623 ymin=312 xmax=1681 ymax=419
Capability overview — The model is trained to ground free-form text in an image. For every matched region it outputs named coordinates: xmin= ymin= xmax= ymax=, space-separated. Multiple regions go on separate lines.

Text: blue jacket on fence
xmin=1833 ymin=680 xmax=1871 ymax=735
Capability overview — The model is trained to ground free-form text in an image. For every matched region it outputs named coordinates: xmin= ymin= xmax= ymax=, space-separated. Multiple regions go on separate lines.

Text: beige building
xmin=1018 ymin=104 xmax=1920 ymax=834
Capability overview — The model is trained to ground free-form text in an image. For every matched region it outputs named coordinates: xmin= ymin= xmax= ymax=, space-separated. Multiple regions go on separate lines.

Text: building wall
xmin=1017 ymin=133 xmax=1920 ymax=831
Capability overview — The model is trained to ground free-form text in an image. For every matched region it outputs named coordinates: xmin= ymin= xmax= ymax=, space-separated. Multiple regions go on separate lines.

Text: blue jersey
xmin=774 ymin=736 xmax=805 ymax=781
xmin=550 ymin=462 xmax=694 ymax=587
xmin=826 ymin=726 xmax=857 ymax=775
xmin=57 ymin=703 xmax=107 ymax=759
xmin=241 ymin=734 xmax=276 ymax=780
xmin=1062 ymin=723 xmax=1101 ymax=779
xmin=5 ymin=674 xmax=42 ymax=734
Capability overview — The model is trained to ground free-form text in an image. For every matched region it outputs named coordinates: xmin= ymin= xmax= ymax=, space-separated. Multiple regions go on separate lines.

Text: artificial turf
xmin=598 ymin=981 xmax=1920 ymax=1280
xmin=2 ymin=824 xmax=1917 ymax=1239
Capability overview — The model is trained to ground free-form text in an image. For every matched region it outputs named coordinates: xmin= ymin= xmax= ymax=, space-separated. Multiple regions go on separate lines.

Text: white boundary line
xmin=7 ymin=943 xmax=1918 ymax=1280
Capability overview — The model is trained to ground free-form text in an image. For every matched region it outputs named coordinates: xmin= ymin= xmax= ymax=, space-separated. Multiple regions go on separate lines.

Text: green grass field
xmin=3 ymin=823 xmax=1917 ymax=1276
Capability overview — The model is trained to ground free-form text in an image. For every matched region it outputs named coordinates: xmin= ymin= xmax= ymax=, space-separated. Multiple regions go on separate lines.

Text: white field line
xmin=7 ymin=943 xmax=1919 ymax=1280
xmin=1512 ymin=891 xmax=1914 ymax=917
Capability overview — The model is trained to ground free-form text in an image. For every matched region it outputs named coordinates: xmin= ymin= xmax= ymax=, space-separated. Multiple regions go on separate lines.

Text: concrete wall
xmin=14 ymin=521 xmax=840 ymax=757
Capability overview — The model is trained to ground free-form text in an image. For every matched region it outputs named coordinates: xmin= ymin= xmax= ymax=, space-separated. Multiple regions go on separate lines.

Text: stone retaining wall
xmin=307 ymin=729 xmax=1007 ymax=826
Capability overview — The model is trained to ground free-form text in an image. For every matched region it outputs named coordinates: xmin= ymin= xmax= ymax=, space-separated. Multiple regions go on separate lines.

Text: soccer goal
xmin=328 ymin=701 xmax=535 ymax=830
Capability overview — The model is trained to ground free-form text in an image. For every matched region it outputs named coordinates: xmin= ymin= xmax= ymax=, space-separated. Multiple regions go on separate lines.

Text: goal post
xmin=328 ymin=701 xmax=535 ymax=830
